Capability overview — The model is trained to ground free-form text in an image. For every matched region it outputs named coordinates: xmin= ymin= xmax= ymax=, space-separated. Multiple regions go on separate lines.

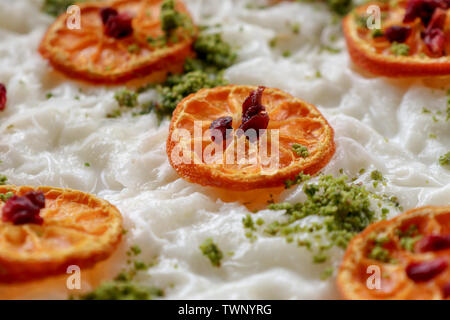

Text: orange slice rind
xmin=166 ymin=85 xmax=336 ymax=191
xmin=0 ymin=185 xmax=123 ymax=283
xmin=39 ymin=0 xmax=196 ymax=84
xmin=338 ymin=206 xmax=450 ymax=300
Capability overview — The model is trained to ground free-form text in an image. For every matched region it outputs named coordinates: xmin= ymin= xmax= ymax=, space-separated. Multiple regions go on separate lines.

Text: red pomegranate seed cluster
xmin=209 ymin=86 xmax=270 ymax=144
xmin=100 ymin=7 xmax=133 ymax=39
xmin=2 ymin=191 xmax=46 ymax=225
xmin=422 ymin=8 xmax=447 ymax=55
xmin=0 ymin=83 xmax=6 ymax=111
xmin=403 ymin=0 xmax=449 ymax=25
xmin=209 ymin=116 xmax=233 ymax=143
xmin=402 ymin=0 xmax=450 ymax=56
xmin=238 ymin=86 xmax=270 ymax=141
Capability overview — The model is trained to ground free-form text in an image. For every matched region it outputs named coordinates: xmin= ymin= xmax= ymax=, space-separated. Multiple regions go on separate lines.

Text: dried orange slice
xmin=39 ymin=0 xmax=195 ymax=84
xmin=166 ymin=85 xmax=336 ymax=191
xmin=0 ymin=185 xmax=123 ymax=283
xmin=343 ymin=1 xmax=450 ymax=77
xmin=338 ymin=206 xmax=450 ymax=300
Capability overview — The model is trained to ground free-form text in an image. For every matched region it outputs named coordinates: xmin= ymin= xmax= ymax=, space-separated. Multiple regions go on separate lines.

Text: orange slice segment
xmin=343 ymin=1 xmax=450 ymax=77
xmin=166 ymin=85 xmax=336 ymax=190
xmin=0 ymin=185 xmax=123 ymax=283
xmin=39 ymin=0 xmax=195 ymax=84
xmin=338 ymin=206 xmax=450 ymax=300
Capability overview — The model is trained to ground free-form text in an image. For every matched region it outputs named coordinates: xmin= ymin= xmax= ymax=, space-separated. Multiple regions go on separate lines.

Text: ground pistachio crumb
xmin=199 ymin=238 xmax=223 ymax=267
xmin=284 ymin=171 xmax=311 ymax=189
xmin=114 ymin=90 xmax=138 ymax=108
xmin=0 ymin=175 xmax=7 ymax=185
xmin=243 ymin=214 xmax=258 ymax=241
xmin=354 ymin=12 xmax=369 ymax=29
xmin=395 ymin=225 xmax=422 ymax=252
xmin=42 ymin=0 xmax=80 ymax=17
xmin=292 ymin=143 xmax=309 ymax=158
xmin=74 ymin=245 xmax=162 ymax=300
xmin=291 ymin=22 xmax=300 ymax=34
xmin=129 ymin=245 xmax=142 ymax=256
xmin=192 ymin=33 xmax=237 ymax=71
xmin=155 ymin=70 xmax=228 ymax=118
xmin=390 ymin=42 xmax=410 ymax=56
xmin=245 ymin=3 xmax=269 ymax=10
xmin=367 ymin=233 xmax=395 ymax=263
xmin=126 ymin=22 xmax=236 ymax=120
xmin=282 ymin=50 xmax=292 ymax=58
xmin=267 ymin=174 xmax=388 ymax=262
xmin=242 ymin=214 xmax=256 ymax=231
xmin=320 ymin=267 xmax=334 ymax=280
xmin=160 ymin=0 xmax=193 ymax=41
xmin=0 ymin=191 xmax=13 ymax=202
xmin=143 ymin=30 xmax=235 ymax=120
xmin=370 ymin=170 xmax=384 ymax=181
xmin=368 ymin=246 xmax=391 ymax=262
xmin=371 ymin=29 xmax=383 ymax=38
xmin=370 ymin=169 xmax=385 ymax=188
xmin=313 ymin=253 xmax=328 ymax=264
xmin=127 ymin=44 xmax=140 ymax=53
xmin=133 ymin=261 xmax=148 ymax=271
xmin=439 ymin=152 xmax=450 ymax=167
xmin=256 ymin=217 xmax=265 ymax=226
xmin=106 ymin=109 xmax=122 ymax=119
xmin=77 ymin=280 xmax=163 ymax=300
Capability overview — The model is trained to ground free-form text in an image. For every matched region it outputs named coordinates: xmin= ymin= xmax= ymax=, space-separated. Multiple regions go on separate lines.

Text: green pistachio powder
xmin=367 ymin=224 xmax=422 ymax=264
xmin=292 ymin=143 xmax=309 ymax=158
xmin=73 ymin=245 xmax=163 ymax=300
xmin=245 ymin=173 xmax=400 ymax=264
xmin=199 ymin=238 xmax=224 ymax=267
xmin=42 ymin=0 xmax=79 ymax=16
xmin=36 ymin=0 xmax=449 ymax=299
xmin=110 ymin=0 xmax=236 ymax=121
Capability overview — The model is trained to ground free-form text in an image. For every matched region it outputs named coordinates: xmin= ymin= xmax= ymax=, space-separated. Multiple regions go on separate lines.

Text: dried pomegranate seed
xmin=239 ymin=86 xmax=270 ymax=141
xmin=385 ymin=26 xmax=412 ymax=43
xmin=427 ymin=8 xmax=447 ymax=30
xmin=407 ymin=0 xmax=449 ymax=24
xmin=241 ymin=86 xmax=266 ymax=124
xmin=406 ymin=258 xmax=448 ymax=282
xmin=24 ymin=191 xmax=45 ymax=208
xmin=423 ymin=28 xmax=445 ymax=56
xmin=100 ymin=7 xmax=133 ymax=39
xmin=100 ymin=7 xmax=118 ymax=24
xmin=210 ymin=116 xmax=233 ymax=143
xmin=417 ymin=234 xmax=450 ymax=252
xmin=0 ymin=83 xmax=6 ymax=111
xmin=2 ymin=191 xmax=46 ymax=225
xmin=403 ymin=0 xmax=447 ymax=25
xmin=239 ymin=112 xmax=270 ymax=140
xmin=442 ymin=282 xmax=450 ymax=298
